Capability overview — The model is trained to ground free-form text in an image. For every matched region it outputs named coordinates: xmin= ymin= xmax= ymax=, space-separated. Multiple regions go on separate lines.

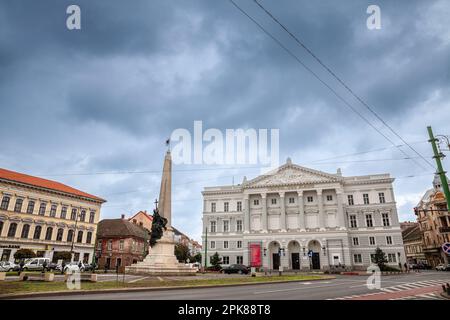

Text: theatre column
xmin=336 ymin=189 xmax=346 ymax=230
xmin=317 ymin=189 xmax=326 ymax=230
xmin=261 ymin=193 xmax=268 ymax=232
xmin=297 ymin=190 xmax=305 ymax=231
xmin=243 ymin=194 xmax=250 ymax=233
xmin=279 ymin=192 xmax=286 ymax=232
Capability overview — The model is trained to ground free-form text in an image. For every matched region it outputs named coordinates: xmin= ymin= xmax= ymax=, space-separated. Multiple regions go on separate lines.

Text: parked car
xmin=222 ymin=264 xmax=250 ymax=275
xmin=22 ymin=258 xmax=51 ymax=271
xmin=0 ymin=261 xmax=18 ymax=272
xmin=63 ymin=262 xmax=80 ymax=273
xmin=81 ymin=263 xmax=95 ymax=272
xmin=435 ymin=263 xmax=449 ymax=271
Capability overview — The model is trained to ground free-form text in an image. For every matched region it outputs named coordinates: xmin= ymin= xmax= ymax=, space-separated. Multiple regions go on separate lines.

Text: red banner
xmin=249 ymin=243 xmax=262 ymax=267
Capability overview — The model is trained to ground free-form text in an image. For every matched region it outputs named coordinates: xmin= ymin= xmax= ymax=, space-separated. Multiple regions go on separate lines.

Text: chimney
xmin=121 ymin=214 xmax=125 ymax=219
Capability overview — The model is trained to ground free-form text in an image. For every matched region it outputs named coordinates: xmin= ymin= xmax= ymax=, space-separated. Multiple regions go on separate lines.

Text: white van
xmin=23 ymin=257 xmax=50 ymax=271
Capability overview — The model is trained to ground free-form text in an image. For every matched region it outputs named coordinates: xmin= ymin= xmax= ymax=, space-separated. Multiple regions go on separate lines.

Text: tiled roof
xmin=0 ymin=168 xmax=105 ymax=202
xmin=97 ymin=219 xmax=149 ymax=239
xmin=402 ymin=224 xmax=422 ymax=242
xmin=129 ymin=210 xmax=153 ymax=221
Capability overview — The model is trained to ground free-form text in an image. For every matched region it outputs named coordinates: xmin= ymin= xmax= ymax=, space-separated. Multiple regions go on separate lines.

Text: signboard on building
xmin=442 ymin=243 xmax=450 ymax=255
xmin=249 ymin=243 xmax=262 ymax=267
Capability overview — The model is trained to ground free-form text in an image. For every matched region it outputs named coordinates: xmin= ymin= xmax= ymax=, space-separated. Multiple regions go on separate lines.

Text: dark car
xmin=47 ymin=262 xmax=59 ymax=271
xmin=222 ymin=264 xmax=249 ymax=275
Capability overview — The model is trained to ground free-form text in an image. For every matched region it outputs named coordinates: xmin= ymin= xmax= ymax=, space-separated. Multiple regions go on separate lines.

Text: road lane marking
xmin=128 ymin=277 xmax=148 ymax=283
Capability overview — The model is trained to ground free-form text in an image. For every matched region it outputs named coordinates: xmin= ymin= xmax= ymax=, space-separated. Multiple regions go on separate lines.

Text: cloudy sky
xmin=1 ymin=0 xmax=449 ymax=241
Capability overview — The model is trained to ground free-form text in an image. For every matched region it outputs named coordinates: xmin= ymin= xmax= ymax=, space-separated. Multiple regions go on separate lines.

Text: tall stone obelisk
xmin=125 ymin=150 xmax=196 ymax=275
xmin=158 ymin=151 xmax=172 ymax=228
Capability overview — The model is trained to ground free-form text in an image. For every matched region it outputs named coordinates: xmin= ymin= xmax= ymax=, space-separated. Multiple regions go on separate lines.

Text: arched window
xmin=7 ymin=222 xmax=17 ymax=237
xmin=67 ymin=229 xmax=74 ymax=242
xmin=21 ymin=224 xmax=30 ymax=238
xmin=56 ymin=228 xmax=64 ymax=241
xmin=86 ymin=231 xmax=92 ymax=244
xmin=33 ymin=225 xmax=42 ymax=239
xmin=45 ymin=227 xmax=53 ymax=240
xmin=89 ymin=211 xmax=95 ymax=223
xmin=77 ymin=230 xmax=83 ymax=243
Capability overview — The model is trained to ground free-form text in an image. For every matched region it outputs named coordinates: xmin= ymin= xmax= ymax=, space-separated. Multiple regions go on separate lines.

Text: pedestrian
xmin=19 ymin=259 xmax=25 ymax=275
xmin=61 ymin=260 xmax=66 ymax=275
xmin=403 ymin=262 xmax=408 ymax=273
xmin=42 ymin=260 xmax=48 ymax=274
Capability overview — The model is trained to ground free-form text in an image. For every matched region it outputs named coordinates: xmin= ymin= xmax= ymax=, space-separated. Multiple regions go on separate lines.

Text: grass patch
xmin=0 ymin=274 xmax=332 ymax=296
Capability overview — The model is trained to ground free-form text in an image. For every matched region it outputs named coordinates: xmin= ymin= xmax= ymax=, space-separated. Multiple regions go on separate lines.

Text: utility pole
xmin=204 ymin=227 xmax=208 ymax=270
xmin=427 ymin=126 xmax=450 ymax=212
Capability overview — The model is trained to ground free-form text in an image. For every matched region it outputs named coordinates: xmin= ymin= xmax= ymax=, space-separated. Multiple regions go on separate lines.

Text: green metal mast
xmin=427 ymin=126 xmax=450 ymax=212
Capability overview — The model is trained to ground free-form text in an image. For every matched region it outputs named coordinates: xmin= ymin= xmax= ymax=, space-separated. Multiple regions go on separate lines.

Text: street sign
xmin=442 ymin=242 xmax=450 ymax=255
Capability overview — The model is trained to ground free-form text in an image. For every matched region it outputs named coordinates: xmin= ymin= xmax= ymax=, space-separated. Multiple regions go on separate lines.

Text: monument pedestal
xmin=125 ymin=228 xmax=197 ymax=276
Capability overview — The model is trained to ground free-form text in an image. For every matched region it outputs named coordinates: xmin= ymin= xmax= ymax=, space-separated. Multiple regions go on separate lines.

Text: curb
xmin=0 ymin=276 xmax=336 ymax=299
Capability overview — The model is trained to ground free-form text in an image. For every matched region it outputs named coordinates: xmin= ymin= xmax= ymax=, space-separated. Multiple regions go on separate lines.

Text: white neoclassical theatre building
xmin=201 ymin=159 xmax=406 ymax=271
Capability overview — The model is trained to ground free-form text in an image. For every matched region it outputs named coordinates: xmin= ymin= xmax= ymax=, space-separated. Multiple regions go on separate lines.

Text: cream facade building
xmin=0 ymin=168 xmax=106 ymax=263
xmin=202 ymin=159 xmax=406 ymax=271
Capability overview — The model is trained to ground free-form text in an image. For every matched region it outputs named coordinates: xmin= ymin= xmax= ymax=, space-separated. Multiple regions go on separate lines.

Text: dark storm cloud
xmin=1 ymin=0 xmax=449 ymax=239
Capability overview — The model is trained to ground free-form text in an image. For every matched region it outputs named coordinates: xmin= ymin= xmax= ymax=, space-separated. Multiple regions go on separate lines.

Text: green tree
xmin=174 ymin=243 xmax=190 ymax=262
xmin=13 ymin=249 xmax=36 ymax=261
xmin=191 ymin=253 xmax=202 ymax=263
xmin=53 ymin=251 xmax=72 ymax=262
xmin=210 ymin=252 xmax=222 ymax=271
xmin=372 ymin=247 xmax=388 ymax=271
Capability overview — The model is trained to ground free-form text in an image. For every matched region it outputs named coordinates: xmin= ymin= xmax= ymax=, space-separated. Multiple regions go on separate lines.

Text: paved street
xmin=17 ymin=271 xmax=450 ymax=300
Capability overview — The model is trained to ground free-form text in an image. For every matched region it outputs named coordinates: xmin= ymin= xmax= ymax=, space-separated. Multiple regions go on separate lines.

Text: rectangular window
xmin=14 ymin=199 xmax=23 ymax=213
xmin=236 ymin=256 xmax=243 ymax=264
xmin=369 ymin=236 xmax=376 ymax=245
xmin=79 ymin=210 xmax=86 ymax=222
xmin=271 ymin=198 xmax=277 ymax=205
xmin=97 ymin=240 xmax=102 ymax=250
xmin=89 ymin=212 xmax=95 ymax=223
xmin=379 ymin=192 xmax=386 ymax=204
xmin=236 ymin=220 xmax=243 ymax=232
xmin=254 ymin=199 xmax=260 ymax=206
xmin=223 ymin=220 xmax=229 ymax=232
xmin=363 ymin=193 xmax=370 ymax=205
xmin=366 ymin=214 xmax=373 ymax=227
xmin=210 ymin=241 xmax=215 ymax=249
xmin=350 ymin=215 xmax=357 ymax=228
xmin=382 ymin=213 xmax=390 ymax=226
xmin=326 ymin=195 xmax=333 ymax=201
xmin=39 ymin=203 xmax=47 ymax=216
xmin=71 ymin=209 xmax=77 ymax=220
xmin=210 ymin=221 xmax=216 ymax=233
xmin=353 ymin=254 xmax=362 ymax=264
xmin=119 ymin=240 xmax=124 ymax=251
xmin=224 ymin=202 xmax=229 ymax=212
xmin=237 ymin=201 xmax=242 ymax=212
xmin=107 ymin=240 xmax=112 ymax=251
xmin=386 ymin=236 xmax=393 ymax=245
xmin=26 ymin=201 xmax=35 ymax=214
xmin=50 ymin=204 xmax=57 ymax=217
xmin=387 ymin=253 xmax=397 ymax=263
xmin=353 ymin=237 xmax=359 ymax=246
xmin=307 ymin=196 xmax=313 ymax=203
xmin=1 ymin=196 xmax=10 ymax=210
xmin=237 ymin=240 xmax=242 ymax=248
xmin=222 ymin=256 xmax=229 ymax=265
xmin=223 ymin=241 xmax=229 ymax=249
xmin=347 ymin=195 xmax=354 ymax=206
xmin=289 ymin=197 xmax=295 ymax=204
xmin=60 ymin=206 xmax=67 ymax=219
xmin=370 ymin=254 xmax=376 ymax=263
xmin=211 ymin=203 xmax=216 ymax=213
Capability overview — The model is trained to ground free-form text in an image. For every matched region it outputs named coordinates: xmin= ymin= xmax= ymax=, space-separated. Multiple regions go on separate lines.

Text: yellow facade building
xmin=0 ymin=168 xmax=106 ymax=263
